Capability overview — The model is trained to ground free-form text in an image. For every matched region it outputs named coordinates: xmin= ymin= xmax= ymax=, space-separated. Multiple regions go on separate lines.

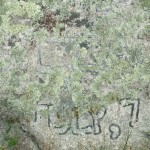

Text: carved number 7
xmin=121 ymin=98 xmax=140 ymax=127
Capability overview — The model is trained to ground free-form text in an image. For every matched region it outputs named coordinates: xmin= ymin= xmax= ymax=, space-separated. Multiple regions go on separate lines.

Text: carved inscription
xmin=109 ymin=123 xmax=121 ymax=140
xmin=33 ymin=98 xmax=140 ymax=140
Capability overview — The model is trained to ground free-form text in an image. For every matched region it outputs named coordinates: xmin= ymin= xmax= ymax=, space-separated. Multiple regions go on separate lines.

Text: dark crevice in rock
xmin=20 ymin=125 xmax=42 ymax=150
xmin=80 ymin=41 xmax=89 ymax=49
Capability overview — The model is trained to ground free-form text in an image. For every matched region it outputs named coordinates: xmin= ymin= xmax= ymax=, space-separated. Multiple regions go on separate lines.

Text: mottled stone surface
xmin=24 ymin=7 xmax=150 ymax=147
xmin=0 ymin=0 xmax=150 ymax=149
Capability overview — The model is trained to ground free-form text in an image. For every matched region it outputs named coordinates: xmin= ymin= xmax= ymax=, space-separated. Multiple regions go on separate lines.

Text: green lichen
xmin=0 ymin=0 xmax=149 ymax=121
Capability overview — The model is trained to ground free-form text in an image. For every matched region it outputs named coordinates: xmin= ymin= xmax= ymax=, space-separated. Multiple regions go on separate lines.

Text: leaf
xmin=4 ymin=137 xmax=18 ymax=148
xmin=7 ymin=137 xmax=18 ymax=148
